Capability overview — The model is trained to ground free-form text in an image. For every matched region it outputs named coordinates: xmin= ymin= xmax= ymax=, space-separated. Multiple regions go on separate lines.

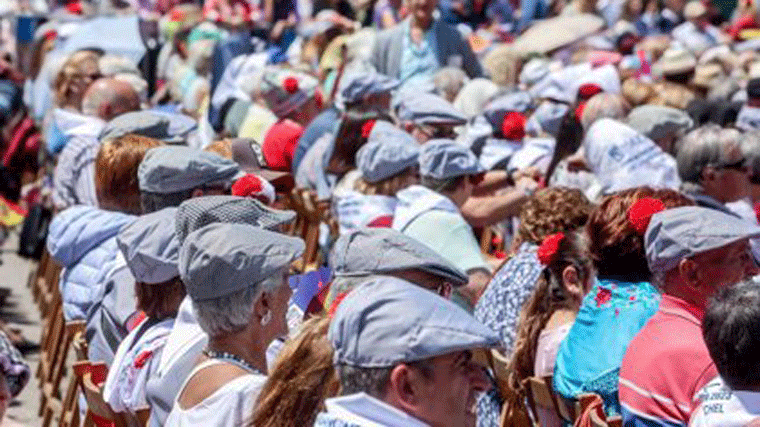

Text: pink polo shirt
xmin=619 ymin=294 xmax=718 ymax=427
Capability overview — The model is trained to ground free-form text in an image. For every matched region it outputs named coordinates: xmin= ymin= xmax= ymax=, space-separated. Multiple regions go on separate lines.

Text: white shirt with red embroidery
xmin=103 ymin=317 xmax=174 ymax=414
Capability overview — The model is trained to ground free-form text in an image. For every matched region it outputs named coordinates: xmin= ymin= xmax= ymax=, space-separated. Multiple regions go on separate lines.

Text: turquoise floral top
xmin=553 ymin=279 xmax=661 ymax=415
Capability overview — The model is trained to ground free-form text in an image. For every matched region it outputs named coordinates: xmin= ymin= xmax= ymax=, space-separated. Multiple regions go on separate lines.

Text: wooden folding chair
xmin=40 ymin=320 xmax=85 ymax=427
xmin=524 ymin=375 xmax=566 ymax=426
xmin=289 ymin=189 xmax=333 ymax=272
xmin=79 ymin=362 xmax=128 ymax=427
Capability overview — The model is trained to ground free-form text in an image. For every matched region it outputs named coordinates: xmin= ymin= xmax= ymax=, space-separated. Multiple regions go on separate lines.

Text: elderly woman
xmin=0 ymin=331 xmax=29 ymax=427
xmin=334 ymin=121 xmax=419 ymax=234
xmin=165 ymin=223 xmax=304 ymax=427
xmin=552 ymin=187 xmax=693 ymax=415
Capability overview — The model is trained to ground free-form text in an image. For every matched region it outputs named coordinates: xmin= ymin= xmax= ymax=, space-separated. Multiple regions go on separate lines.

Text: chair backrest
xmin=80 ymin=362 xmax=127 ymax=427
xmin=525 ymin=376 xmax=559 ymax=420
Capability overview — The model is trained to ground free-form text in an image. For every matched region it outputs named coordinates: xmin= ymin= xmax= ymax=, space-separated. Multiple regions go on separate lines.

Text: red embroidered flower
xmin=494 ymin=250 xmax=507 ymax=259
xmin=501 ymin=112 xmax=526 ymax=140
xmin=629 ymin=295 xmax=636 ymax=301
xmin=361 ymin=119 xmax=376 ymax=139
xmin=134 ymin=350 xmax=154 ymax=369
xmin=595 ymin=287 xmax=612 ymax=307
xmin=537 ymin=232 xmax=565 ymax=266
xmin=283 ymin=77 xmax=299 ymax=94
xmin=628 ymin=197 xmax=666 ymax=235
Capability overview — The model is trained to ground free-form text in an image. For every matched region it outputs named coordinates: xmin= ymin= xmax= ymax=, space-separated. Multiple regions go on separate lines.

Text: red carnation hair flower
xmin=537 ymin=232 xmax=565 ymax=266
xmin=628 ymin=197 xmax=666 ymax=235
xmin=232 ymin=174 xmax=273 ymax=204
xmin=578 ymin=83 xmax=603 ymax=101
xmin=283 ymin=77 xmax=299 ymax=94
xmin=361 ymin=119 xmax=376 ymax=139
xmin=501 ymin=112 xmax=526 ymax=140
xmin=66 ymin=1 xmax=83 ymax=14
xmin=575 ymin=103 xmax=587 ymax=122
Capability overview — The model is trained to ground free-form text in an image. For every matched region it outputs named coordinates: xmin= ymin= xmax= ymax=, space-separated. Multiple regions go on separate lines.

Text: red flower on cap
xmin=361 ymin=119 xmax=376 ymax=139
xmin=628 ymin=197 xmax=666 ymax=235
xmin=232 ymin=174 xmax=272 ymax=204
xmin=66 ymin=1 xmax=83 ymax=14
xmin=43 ymin=30 xmax=57 ymax=42
xmin=537 ymin=232 xmax=565 ymax=266
xmin=578 ymin=83 xmax=603 ymax=101
xmin=501 ymin=112 xmax=526 ymax=140
xmin=283 ymin=77 xmax=299 ymax=94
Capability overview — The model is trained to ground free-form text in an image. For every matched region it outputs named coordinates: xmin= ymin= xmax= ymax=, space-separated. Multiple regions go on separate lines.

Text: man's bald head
xmin=81 ymin=78 xmax=140 ymax=121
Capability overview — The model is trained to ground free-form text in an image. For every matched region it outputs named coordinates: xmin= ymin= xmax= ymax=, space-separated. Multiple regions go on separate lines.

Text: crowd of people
xmin=2 ymin=0 xmax=760 ymax=425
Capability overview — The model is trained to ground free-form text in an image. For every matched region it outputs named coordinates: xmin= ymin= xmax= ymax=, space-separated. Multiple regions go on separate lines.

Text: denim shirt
xmin=399 ymin=19 xmax=441 ymax=87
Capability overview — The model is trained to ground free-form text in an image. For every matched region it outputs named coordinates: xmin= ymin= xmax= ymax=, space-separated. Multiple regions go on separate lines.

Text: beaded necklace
xmin=202 ymin=349 xmax=263 ymax=375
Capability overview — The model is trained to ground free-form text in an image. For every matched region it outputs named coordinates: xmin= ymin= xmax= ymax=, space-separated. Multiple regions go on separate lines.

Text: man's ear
xmin=387 ymin=364 xmax=423 ymax=413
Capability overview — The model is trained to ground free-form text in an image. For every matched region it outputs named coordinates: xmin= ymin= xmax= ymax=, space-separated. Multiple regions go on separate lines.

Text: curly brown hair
xmin=251 ymin=315 xmax=339 ymax=427
xmin=587 ymin=187 xmax=693 ymax=281
xmin=514 ymin=187 xmax=594 ymax=247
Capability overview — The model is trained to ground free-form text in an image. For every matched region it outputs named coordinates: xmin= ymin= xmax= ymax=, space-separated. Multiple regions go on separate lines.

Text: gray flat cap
xmin=138 ymin=146 xmax=241 ymax=193
xmin=397 ymin=93 xmax=467 ymax=126
xmin=339 ymin=72 xmax=400 ymax=107
xmin=419 ymin=139 xmax=484 ymax=180
xmin=100 ymin=111 xmax=196 ymax=144
xmin=645 ymin=206 xmax=760 ymax=273
xmin=175 ymin=195 xmax=296 ymax=243
xmin=117 ymin=207 xmax=180 ymax=285
xmin=331 ymin=228 xmax=468 ymax=286
xmin=356 ymin=124 xmax=419 ymax=183
xmin=329 ymin=277 xmax=501 ymax=367
xmin=627 ymin=105 xmax=693 ymax=141
xmin=179 ymin=223 xmax=304 ymax=302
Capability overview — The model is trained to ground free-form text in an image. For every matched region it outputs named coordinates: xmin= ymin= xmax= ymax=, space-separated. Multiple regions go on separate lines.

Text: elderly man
xmin=53 ymin=78 xmax=140 ymax=211
xmin=145 ymin=195 xmax=296 ymax=427
xmin=619 ymin=206 xmax=760 ymax=427
xmin=138 ymin=145 xmax=241 ymax=213
xmin=393 ymin=140 xmax=490 ymax=308
xmin=371 ymin=0 xmax=481 ymax=87
xmin=676 ymin=124 xmax=751 ymax=215
xmin=315 ymin=276 xmax=499 ymax=427
xmin=396 ymin=92 xmax=467 ymax=143
xmin=325 ymin=227 xmax=469 ymax=310
xmin=166 ymin=223 xmax=304 ymax=427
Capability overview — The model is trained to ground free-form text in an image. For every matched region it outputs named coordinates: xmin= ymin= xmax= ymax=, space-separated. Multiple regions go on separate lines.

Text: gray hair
xmin=193 ymin=273 xmax=283 ymax=338
xmin=676 ymin=124 xmax=742 ymax=184
xmin=140 ymin=190 xmax=194 ymax=214
xmin=580 ymin=93 xmax=630 ymax=131
xmin=433 ymin=67 xmax=468 ymax=103
xmin=743 ymin=130 xmax=760 ymax=181
xmin=336 ymin=365 xmax=394 ymax=398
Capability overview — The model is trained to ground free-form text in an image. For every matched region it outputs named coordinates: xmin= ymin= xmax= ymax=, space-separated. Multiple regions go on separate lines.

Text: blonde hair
xmin=650 ymin=82 xmax=697 ymax=110
xmin=252 ymin=315 xmax=339 ymax=427
xmin=54 ymin=50 xmax=101 ymax=108
xmin=622 ymin=78 xmax=656 ymax=106
xmin=95 ymin=134 xmax=162 ymax=215
xmin=353 ymin=168 xmax=417 ymax=196
xmin=204 ymin=139 xmax=234 ymax=159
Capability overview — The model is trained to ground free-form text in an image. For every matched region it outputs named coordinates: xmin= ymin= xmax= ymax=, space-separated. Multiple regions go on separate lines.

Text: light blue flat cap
xmin=329 ymin=277 xmax=501 ymax=367
xmin=179 ymin=223 xmax=304 ymax=302
xmin=356 ymin=123 xmax=419 ymax=183
xmin=419 ymin=139 xmax=484 ymax=180
xmin=397 ymin=93 xmax=467 ymax=126
xmin=331 ymin=228 xmax=467 ymax=286
xmin=138 ymin=146 xmax=241 ymax=193
xmin=175 ymin=195 xmax=296 ymax=243
xmin=339 ymin=72 xmax=400 ymax=107
xmin=100 ymin=110 xmax=197 ymax=144
xmin=645 ymin=206 xmax=760 ymax=273
xmin=117 ymin=207 xmax=179 ymax=285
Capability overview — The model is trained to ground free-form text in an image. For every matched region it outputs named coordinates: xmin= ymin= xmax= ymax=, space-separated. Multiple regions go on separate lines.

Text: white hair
xmin=193 ymin=273 xmax=283 ymax=338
